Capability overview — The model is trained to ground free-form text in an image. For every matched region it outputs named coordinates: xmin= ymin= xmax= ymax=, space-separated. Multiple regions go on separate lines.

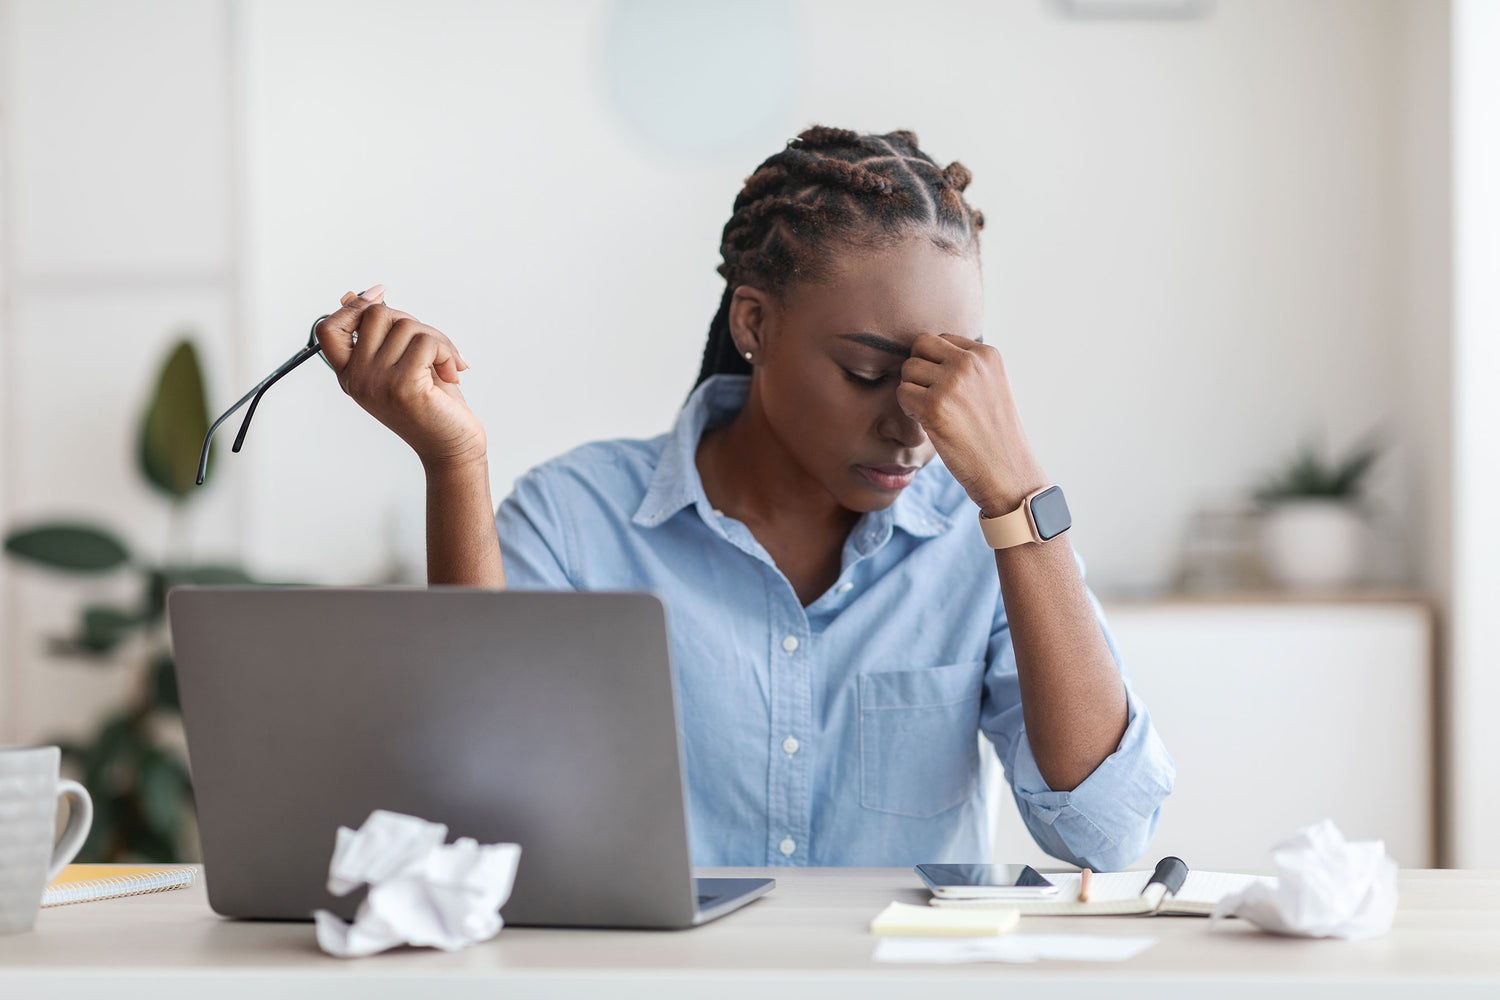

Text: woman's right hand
xmin=314 ymin=284 xmax=487 ymax=471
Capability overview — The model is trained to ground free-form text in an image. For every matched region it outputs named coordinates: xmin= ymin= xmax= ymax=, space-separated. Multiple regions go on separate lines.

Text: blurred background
xmin=0 ymin=0 xmax=1495 ymax=870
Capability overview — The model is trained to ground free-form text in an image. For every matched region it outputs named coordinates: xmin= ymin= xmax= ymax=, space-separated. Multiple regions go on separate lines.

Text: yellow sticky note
xmin=870 ymin=901 xmax=1020 ymax=936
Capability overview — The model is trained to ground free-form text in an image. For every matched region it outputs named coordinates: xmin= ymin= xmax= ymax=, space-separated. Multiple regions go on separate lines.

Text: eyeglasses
xmin=196 ymin=313 xmax=336 ymax=486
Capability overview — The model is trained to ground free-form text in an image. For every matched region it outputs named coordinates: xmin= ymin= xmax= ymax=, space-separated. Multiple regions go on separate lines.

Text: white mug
xmin=0 ymin=745 xmax=93 ymax=933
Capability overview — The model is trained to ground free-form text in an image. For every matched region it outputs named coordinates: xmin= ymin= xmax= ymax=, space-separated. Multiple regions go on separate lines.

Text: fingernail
xmin=458 ymin=351 xmax=471 ymax=369
xmin=340 ymin=291 xmax=357 ymax=306
xmin=359 ymin=283 xmax=385 ymax=302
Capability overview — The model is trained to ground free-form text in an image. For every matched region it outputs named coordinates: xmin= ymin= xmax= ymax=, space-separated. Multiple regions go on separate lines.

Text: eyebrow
xmin=836 ymin=332 xmax=910 ymax=357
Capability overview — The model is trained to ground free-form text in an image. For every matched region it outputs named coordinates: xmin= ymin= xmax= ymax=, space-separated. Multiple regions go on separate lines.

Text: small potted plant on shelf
xmin=1253 ymin=433 xmax=1383 ymax=590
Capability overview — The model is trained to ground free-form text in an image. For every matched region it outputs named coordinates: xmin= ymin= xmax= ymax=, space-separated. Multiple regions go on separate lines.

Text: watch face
xmin=1029 ymin=486 xmax=1072 ymax=541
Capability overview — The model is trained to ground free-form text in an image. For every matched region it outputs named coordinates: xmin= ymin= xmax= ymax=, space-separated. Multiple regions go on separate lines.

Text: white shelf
xmin=990 ymin=599 xmax=1434 ymax=869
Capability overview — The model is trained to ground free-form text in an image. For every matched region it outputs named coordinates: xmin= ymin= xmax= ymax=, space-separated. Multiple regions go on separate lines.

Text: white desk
xmin=3 ymin=867 xmax=1498 ymax=999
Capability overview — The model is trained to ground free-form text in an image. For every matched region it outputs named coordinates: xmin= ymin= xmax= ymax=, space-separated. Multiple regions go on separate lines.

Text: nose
xmin=878 ymin=393 xmax=928 ymax=450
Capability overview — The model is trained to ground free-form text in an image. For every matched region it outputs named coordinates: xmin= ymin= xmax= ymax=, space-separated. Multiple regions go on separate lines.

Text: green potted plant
xmin=3 ymin=337 xmax=259 ymax=861
xmin=1252 ymin=433 xmax=1383 ymax=590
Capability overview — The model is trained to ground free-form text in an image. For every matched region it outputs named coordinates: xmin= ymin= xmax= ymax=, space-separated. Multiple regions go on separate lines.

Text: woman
xmin=314 ymin=126 xmax=1173 ymax=870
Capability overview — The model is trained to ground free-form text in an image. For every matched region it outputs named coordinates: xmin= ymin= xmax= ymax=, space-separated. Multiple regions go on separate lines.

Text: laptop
xmin=167 ymin=586 xmax=774 ymax=928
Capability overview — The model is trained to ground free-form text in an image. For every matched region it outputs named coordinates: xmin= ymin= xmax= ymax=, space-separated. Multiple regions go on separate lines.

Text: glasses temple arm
xmin=231 ymin=344 xmax=321 ymax=454
xmin=194 ymin=344 xmax=321 ymax=486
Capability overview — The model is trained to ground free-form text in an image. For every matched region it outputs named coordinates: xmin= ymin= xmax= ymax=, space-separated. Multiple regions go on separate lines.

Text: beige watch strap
xmin=978 ymin=504 xmax=1037 ymax=549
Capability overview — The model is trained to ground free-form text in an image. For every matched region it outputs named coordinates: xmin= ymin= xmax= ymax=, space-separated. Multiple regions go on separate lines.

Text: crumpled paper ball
xmin=1211 ymin=818 xmax=1397 ymax=939
xmin=312 ymin=809 xmax=522 ymax=957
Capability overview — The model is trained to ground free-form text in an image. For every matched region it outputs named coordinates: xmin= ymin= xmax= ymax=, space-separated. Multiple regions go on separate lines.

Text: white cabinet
xmin=987 ymin=598 xmax=1434 ymax=870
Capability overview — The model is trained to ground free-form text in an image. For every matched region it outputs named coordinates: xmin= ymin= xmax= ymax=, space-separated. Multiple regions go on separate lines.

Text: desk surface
xmin=3 ymin=867 xmax=1498 ymax=999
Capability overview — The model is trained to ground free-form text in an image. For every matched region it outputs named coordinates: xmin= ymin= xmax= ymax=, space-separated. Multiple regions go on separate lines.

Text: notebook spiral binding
xmin=41 ymin=867 xmax=196 ymax=907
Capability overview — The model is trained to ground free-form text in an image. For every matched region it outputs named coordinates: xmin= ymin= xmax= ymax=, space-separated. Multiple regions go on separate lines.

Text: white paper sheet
xmin=873 ymin=933 xmax=1158 ymax=964
xmin=312 ymin=809 xmax=522 ymax=958
xmin=1210 ymin=818 xmax=1397 ymax=940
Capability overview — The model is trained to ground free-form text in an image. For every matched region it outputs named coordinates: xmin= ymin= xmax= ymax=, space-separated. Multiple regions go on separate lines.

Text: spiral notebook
xmin=41 ymin=864 xmax=197 ymax=907
xmin=928 ymin=869 xmax=1275 ymax=916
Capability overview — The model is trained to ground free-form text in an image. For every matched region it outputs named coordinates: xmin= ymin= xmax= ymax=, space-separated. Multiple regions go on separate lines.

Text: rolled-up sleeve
xmin=979 ymin=552 xmax=1175 ymax=872
xmin=494 ymin=467 xmax=578 ymax=591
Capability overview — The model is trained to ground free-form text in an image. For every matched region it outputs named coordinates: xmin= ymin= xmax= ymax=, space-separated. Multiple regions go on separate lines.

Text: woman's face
xmin=739 ymin=233 xmax=985 ymax=514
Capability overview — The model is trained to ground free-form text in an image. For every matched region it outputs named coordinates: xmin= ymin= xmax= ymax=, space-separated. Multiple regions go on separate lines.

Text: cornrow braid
xmin=693 ymin=125 xmax=985 ymax=394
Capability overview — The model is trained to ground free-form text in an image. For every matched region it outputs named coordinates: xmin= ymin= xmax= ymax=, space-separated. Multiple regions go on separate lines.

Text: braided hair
xmin=692 ymin=126 xmax=986 ymax=393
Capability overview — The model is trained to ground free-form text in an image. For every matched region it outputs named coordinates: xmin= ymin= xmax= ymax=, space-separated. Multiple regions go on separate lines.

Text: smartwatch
xmin=978 ymin=485 xmax=1072 ymax=549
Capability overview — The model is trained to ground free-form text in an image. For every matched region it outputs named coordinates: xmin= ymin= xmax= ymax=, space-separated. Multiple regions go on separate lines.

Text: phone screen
xmin=915 ymin=863 xmax=1057 ymax=892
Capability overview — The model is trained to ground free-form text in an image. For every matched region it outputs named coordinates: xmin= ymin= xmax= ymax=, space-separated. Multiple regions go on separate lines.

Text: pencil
xmin=1078 ymin=867 xmax=1092 ymax=903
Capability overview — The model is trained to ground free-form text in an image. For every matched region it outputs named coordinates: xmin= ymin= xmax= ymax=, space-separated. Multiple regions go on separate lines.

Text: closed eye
xmin=843 ymin=369 xmax=890 ymax=388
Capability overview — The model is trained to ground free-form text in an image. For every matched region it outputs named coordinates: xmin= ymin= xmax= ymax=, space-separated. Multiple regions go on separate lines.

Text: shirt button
xmin=782 ymin=635 xmax=799 ymax=654
xmin=836 ymin=582 xmax=853 ymax=594
xmin=779 ymin=837 xmax=796 ymax=857
xmin=782 ymin=735 xmax=799 ymax=756
xmin=712 ymin=508 xmax=724 ymax=516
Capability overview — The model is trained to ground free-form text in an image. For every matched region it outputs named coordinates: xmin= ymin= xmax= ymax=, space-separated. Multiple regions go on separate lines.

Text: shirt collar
xmin=631 ymin=373 xmax=954 ymax=539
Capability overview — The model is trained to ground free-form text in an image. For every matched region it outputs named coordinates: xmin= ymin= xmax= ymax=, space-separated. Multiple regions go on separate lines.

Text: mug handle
xmin=46 ymin=779 xmax=94 ymax=882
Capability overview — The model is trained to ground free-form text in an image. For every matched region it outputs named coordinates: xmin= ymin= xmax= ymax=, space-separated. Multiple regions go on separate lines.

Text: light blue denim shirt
xmin=494 ymin=374 xmax=1174 ymax=870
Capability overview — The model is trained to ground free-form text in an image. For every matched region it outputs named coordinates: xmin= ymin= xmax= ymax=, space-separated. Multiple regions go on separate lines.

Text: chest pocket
xmin=858 ymin=659 xmax=985 ymax=818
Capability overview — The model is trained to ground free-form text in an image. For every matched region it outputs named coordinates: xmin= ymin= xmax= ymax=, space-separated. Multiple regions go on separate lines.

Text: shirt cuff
xmin=1007 ymin=687 xmax=1176 ymax=871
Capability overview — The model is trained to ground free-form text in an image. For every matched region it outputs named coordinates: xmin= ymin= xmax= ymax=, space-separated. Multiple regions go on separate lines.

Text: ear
xmin=728 ymin=285 xmax=773 ymax=360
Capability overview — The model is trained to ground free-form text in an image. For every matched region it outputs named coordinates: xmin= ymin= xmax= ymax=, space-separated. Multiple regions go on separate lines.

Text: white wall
xmin=0 ymin=0 xmax=242 ymax=743
xmin=0 ymin=0 xmax=11 ymax=741
xmin=1396 ymin=2 xmax=1453 ymax=609
xmin=228 ymin=0 xmax=1432 ymax=595
xmin=1393 ymin=0 xmax=1454 ymax=865
xmin=1450 ymin=0 xmax=1500 ymax=869
xmin=0 ymin=1 xmax=1462 ymax=850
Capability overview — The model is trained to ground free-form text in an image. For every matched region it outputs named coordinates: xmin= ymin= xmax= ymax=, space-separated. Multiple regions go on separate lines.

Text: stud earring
xmin=744 ymin=351 xmax=753 ymax=361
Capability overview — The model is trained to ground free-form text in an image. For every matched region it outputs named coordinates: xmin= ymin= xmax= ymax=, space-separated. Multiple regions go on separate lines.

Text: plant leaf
xmin=77 ymin=792 xmax=117 ymax=862
xmin=82 ymin=712 xmax=140 ymax=797
xmin=165 ymin=753 xmax=195 ymax=799
xmin=85 ymin=605 xmax=141 ymax=650
xmin=138 ymin=746 xmax=186 ymax=835
xmin=54 ymin=741 xmax=89 ymax=768
xmin=131 ymin=822 xmax=179 ymax=863
xmin=67 ymin=712 xmax=194 ymax=862
xmin=105 ymin=791 xmax=141 ymax=863
xmin=165 ymin=564 xmax=257 ymax=587
xmin=137 ymin=338 xmax=213 ymax=500
xmin=1332 ymin=442 xmax=1382 ymax=495
xmin=143 ymin=568 xmax=169 ymax=623
xmin=1254 ymin=433 xmax=1385 ymax=504
xmin=47 ymin=605 xmax=139 ymax=659
xmin=150 ymin=653 xmax=180 ymax=712
xmin=47 ymin=637 xmax=116 ymax=660
xmin=3 ymin=523 xmax=131 ymax=572
xmin=74 ymin=713 xmax=141 ymax=862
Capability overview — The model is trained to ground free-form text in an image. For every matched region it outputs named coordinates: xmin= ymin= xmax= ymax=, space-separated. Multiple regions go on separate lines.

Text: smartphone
xmin=915 ymin=863 xmax=1059 ymax=898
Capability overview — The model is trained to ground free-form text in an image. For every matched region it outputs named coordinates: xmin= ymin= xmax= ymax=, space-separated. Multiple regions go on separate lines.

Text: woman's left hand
xmin=896 ymin=333 xmax=1048 ymax=518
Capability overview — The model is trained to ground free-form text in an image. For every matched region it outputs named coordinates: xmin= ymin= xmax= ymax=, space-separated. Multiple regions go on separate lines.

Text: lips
xmin=856 ymin=464 xmax=919 ymax=491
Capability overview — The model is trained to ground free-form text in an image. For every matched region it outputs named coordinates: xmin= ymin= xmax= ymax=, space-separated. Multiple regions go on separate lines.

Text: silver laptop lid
xmin=168 ymin=587 xmax=698 ymax=928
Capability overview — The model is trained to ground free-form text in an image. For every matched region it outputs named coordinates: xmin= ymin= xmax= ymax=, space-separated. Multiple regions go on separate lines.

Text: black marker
xmin=1139 ymin=856 xmax=1189 ymax=910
